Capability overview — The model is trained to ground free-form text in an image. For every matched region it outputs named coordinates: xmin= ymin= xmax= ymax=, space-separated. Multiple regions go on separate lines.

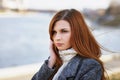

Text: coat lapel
xmin=59 ymin=55 xmax=82 ymax=79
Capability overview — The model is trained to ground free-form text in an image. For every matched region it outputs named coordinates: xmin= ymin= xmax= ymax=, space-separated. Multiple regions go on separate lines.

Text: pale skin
xmin=48 ymin=20 xmax=71 ymax=68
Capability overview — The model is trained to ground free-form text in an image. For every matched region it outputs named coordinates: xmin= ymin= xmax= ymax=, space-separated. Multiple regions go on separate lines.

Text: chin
xmin=57 ymin=47 xmax=63 ymax=50
xmin=57 ymin=47 xmax=69 ymax=50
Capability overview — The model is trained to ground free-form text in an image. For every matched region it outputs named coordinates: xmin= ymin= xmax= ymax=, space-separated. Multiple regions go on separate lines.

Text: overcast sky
xmin=23 ymin=0 xmax=112 ymax=10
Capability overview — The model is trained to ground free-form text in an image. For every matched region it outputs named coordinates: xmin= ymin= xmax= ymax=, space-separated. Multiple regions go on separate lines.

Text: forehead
xmin=54 ymin=20 xmax=70 ymax=30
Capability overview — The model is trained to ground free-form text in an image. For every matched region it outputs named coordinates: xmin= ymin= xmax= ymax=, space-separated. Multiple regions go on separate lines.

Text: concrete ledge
xmin=0 ymin=63 xmax=42 ymax=80
xmin=0 ymin=53 xmax=120 ymax=80
xmin=100 ymin=53 xmax=120 ymax=62
xmin=100 ymin=53 xmax=120 ymax=77
xmin=107 ymin=67 xmax=120 ymax=76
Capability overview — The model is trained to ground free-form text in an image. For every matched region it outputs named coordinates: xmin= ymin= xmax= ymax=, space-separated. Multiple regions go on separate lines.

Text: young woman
xmin=32 ymin=9 xmax=108 ymax=80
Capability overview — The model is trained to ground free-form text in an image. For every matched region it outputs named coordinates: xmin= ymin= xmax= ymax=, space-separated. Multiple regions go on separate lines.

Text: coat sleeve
xmin=75 ymin=59 xmax=102 ymax=80
xmin=31 ymin=60 xmax=55 ymax=80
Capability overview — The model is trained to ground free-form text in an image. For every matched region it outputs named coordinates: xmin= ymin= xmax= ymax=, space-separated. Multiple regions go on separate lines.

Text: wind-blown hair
xmin=49 ymin=9 xmax=107 ymax=80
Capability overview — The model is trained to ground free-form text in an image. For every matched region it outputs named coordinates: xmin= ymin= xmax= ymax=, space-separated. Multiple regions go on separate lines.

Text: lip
xmin=55 ymin=43 xmax=63 ymax=47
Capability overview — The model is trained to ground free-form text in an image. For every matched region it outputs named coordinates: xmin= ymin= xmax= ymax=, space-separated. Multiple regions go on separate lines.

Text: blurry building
xmin=108 ymin=0 xmax=120 ymax=15
xmin=94 ymin=0 xmax=120 ymax=26
xmin=0 ymin=0 xmax=3 ymax=10
xmin=2 ymin=0 xmax=25 ymax=11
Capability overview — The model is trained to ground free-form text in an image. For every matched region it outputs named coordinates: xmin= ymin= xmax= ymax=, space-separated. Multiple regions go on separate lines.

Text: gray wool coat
xmin=32 ymin=55 xmax=102 ymax=80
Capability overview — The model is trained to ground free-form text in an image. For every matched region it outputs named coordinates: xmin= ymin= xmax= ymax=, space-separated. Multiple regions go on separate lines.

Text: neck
xmin=59 ymin=48 xmax=77 ymax=63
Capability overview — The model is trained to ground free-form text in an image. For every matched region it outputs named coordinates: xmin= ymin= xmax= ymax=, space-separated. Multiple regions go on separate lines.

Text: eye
xmin=52 ymin=30 xmax=57 ymax=35
xmin=61 ymin=29 xmax=68 ymax=33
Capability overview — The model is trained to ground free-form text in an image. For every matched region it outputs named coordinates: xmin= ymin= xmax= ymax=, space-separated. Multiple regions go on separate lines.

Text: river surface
xmin=0 ymin=12 xmax=120 ymax=68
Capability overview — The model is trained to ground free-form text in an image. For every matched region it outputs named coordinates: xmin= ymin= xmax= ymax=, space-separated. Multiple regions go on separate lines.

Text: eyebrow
xmin=53 ymin=28 xmax=69 ymax=31
xmin=61 ymin=28 xmax=69 ymax=30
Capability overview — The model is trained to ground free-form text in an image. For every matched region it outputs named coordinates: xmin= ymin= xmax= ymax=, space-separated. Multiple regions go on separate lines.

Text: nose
xmin=54 ymin=33 xmax=61 ymax=41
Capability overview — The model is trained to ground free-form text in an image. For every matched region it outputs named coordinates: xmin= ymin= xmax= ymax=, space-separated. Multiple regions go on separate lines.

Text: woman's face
xmin=53 ymin=20 xmax=71 ymax=50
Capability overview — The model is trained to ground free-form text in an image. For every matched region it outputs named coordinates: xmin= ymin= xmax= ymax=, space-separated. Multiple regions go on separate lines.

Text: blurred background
xmin=0 ymin=0 xmax=120 ymax=80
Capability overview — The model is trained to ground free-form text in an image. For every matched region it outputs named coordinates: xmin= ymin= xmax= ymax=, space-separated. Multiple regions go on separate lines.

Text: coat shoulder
xmin=73 ymin=55 xmax=101 ymax=66
xmin=82 ymin=58 xmax=101 ymax=67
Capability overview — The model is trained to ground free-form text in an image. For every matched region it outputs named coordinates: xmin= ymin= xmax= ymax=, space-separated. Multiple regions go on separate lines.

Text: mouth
xmin=55 ymin=43 xmax=63 ymax=47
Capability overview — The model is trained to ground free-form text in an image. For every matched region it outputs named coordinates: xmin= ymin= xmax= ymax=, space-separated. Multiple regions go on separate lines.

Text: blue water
xmin=0 ymin=13 xmax=120 ymax=68
xmin=92 ymin=25 xmax=120 ymax=53
xmin=0 ymin=13 xmax=53 ymax=68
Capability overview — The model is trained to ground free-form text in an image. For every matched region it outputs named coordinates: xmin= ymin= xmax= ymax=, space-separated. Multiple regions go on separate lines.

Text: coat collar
xmin=58 ymin=55 xmax=83 ymax=78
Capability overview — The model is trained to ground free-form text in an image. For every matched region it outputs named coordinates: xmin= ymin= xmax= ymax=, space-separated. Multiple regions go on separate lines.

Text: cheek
xmin=65 ymin=35 xmax=71 ymax=43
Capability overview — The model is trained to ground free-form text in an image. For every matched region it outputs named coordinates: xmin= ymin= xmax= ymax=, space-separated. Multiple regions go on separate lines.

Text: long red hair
xmin=49 ymin=9 xmax=108 ymax=80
